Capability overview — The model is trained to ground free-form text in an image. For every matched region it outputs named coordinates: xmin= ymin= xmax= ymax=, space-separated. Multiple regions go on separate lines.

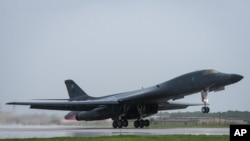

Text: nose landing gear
xmin=201 ymin=90 xmax=210 ymax=113
xmin=201 ymin=106 xmax=210 ymax=113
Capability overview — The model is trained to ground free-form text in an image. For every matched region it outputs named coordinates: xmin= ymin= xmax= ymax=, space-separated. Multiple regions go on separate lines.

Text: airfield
xmin=0 ymin=125 xmax=228 ymax=139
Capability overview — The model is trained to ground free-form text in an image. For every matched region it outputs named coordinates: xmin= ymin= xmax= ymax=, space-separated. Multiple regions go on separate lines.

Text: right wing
xmin=6 ymin=100 xmax=119 ymax=111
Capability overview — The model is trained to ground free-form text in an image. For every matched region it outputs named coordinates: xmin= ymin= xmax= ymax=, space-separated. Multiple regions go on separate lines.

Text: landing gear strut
xmin=201 ymin=90 xmax=210 ymax=113
xmin=133 ymin=105 xmax=150 ymax=128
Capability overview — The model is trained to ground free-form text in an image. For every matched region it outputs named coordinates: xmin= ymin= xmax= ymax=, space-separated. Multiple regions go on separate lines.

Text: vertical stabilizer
xmin=65 ymin=80 xmax=92 ymax=100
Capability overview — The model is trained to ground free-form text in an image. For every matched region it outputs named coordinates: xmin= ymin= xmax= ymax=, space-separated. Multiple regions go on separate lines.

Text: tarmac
xmin=0 ymin=125 xmax=229 ymax=139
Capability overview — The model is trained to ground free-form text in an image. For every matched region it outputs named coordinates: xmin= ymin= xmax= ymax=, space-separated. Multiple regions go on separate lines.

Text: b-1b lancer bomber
xmin=7 ymin=69 xmax=243 ymax=128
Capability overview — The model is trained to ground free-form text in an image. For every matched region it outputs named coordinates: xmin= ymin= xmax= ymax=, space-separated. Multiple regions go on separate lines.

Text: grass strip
xmin=0 ymin=135 xmax=229 ymax=141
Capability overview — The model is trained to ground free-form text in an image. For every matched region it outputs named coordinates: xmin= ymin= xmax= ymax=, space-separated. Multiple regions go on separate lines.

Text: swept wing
xmin=7 ymin=100 xmax=118 ymax=111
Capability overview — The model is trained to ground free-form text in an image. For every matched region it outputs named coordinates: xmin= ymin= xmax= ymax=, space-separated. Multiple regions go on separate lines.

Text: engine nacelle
xmin=75 ymin=106 xmax=112 ymax=121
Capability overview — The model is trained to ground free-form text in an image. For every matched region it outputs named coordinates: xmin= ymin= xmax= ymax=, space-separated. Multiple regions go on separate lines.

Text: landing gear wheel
xmin=117 ymin=120 xmax=123 ymax=128
xmin=139 ymin=119 xmax=144 ymax=128
xmin=202 ymin=107 xmax=210 ymax=113
xmin=122 ymin=120 xmax=128 ymax=127
xmin=134 ymin=120 xmax=139 ymax=128
xmin=112 ymin=120 xmax=118 ymax=128
xmin=206 ymin=107 xmax=210 ymax=113
xmin=144 ymin=119 xmax=150 ymax=127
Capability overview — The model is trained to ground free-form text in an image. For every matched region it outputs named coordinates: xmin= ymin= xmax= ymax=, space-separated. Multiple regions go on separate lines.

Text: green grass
xmin=0 ymin=135 xmax=229 ymax=141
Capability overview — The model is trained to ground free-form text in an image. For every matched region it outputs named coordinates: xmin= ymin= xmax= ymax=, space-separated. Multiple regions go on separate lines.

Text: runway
xmin=0 ymin=125 xmax=229 ymax=139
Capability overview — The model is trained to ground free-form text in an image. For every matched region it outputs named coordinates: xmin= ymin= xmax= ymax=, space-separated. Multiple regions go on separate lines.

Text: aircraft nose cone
xmin=230 ymin=74 xmax=243 ymax=83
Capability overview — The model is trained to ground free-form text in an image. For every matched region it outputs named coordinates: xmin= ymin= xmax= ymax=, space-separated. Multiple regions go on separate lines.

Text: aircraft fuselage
xmin=7 ymin=69 xmax=243 ymax=128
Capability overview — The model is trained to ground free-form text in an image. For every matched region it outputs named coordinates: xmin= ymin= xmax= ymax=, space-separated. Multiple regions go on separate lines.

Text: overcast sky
xmin=0 ymin=0 xmax=249 ymax=115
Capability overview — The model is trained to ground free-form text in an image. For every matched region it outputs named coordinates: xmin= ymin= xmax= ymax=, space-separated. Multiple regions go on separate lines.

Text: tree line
xmin=158 ymin=111 xmax=250 ymax=123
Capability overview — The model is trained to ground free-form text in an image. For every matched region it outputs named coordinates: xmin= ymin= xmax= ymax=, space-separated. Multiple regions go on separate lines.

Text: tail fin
xmin=65 ymin=79 xmax=93 ymax=100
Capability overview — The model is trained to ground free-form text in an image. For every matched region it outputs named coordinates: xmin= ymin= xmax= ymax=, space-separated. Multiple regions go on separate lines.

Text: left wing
xmin=159 ymin=101 xmax=204 ymax=110
xmin=6 ymin=100 xmax=119 ymax=111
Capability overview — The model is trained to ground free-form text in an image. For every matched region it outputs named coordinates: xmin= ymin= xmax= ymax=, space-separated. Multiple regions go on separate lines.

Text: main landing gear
xmin=112 ymin=119 xmax=150 ymax=128
xmin=112 ymin=119 xmax=128 ymax=128
xmin=112 ymin=105 xmax=153 ymax=128
xmin=201 ymin=90 xmax=210 ymax=113
xmin=134 ymin=119 xmax=150 ymax=128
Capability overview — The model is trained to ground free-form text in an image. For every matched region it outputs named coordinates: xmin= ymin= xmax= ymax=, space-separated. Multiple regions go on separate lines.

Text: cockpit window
xmin=202 ymin=69 xmax=219 ymax=75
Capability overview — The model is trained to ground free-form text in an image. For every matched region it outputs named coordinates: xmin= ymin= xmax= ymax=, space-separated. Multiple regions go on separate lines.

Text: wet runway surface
xmin=0 ymin=125 xmax=229 ymax=139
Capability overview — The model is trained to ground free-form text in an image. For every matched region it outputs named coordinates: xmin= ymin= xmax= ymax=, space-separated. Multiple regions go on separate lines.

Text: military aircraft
xmin=7 ymin=69 xmax=243 ymax=128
